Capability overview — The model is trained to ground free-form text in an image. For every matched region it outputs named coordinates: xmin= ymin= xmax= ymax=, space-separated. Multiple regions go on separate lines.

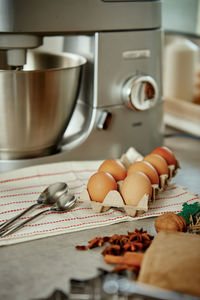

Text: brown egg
xmin=151 ymin=146 xmax=177 ymax=166
xmin=143 ymin=154 xmax=169 ymax=176
xmin=98 ymin=159 xmax=127 ymax=181
xmin=127 ymin=161 xmax=159 ymax=185
xmin=87 ymin=171 xmax=117 ymax=203
xmin=120 ymin=172 xmax=152 ymax=206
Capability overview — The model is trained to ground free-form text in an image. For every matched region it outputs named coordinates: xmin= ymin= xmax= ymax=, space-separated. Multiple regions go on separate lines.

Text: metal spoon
xmin=0 ymin=182 xmax=68 ymax=233
xmin=1 ymin=192 xmax=77 ymax=237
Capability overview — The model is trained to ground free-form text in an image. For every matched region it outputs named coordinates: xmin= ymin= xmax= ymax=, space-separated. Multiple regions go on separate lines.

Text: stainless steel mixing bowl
xmin=0 ymin=50 xmax=86 ymax=159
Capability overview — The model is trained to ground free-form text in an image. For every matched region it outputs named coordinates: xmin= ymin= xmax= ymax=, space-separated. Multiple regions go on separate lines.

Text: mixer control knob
xmin=122 ymin=75 xmax=158 ymax=111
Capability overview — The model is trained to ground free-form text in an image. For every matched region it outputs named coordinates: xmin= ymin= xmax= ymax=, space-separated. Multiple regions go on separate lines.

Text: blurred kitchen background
xmin=162 ymin=0 xmax=200 ymax=137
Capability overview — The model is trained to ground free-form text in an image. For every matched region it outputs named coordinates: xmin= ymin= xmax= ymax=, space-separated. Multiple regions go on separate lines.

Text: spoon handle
xmin=0 ymin=203 xmax=39 ymax=233
xmin=0 ymin=207 xmax=52 ymax=237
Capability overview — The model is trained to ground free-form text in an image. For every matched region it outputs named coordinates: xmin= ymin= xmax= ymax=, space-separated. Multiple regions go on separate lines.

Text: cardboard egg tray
xmin=80 ymin=186 xmax=149 ymax=217
xmin=79 ymin=147 xmax=180 ymax=217
xmin=120 ymin=147 xmax=180 ymax=192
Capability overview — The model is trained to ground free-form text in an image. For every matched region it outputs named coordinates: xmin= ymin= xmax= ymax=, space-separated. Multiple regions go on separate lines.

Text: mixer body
xmin=0 ymin=0 xmax=163 ymax=172
xmin=62 ymin=30 xmax=163 ymax=157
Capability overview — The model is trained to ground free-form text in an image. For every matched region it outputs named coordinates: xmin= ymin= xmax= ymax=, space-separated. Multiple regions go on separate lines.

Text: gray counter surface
xmin=0 ymin=132 xmax=200 ymax=300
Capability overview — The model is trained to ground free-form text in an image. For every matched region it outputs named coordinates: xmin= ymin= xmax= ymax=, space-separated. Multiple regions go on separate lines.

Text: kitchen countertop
xmin=0 ymin=130 xmax=200 ymax=300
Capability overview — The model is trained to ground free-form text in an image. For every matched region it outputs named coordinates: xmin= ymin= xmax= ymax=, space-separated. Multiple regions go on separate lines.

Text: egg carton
xmin=120 ymin=147 xmax=180 ymax=192
xmin=79 ymin=187 xmax=149 ymax=217
xmin=79 ymin=147 xmax=180 ymax=217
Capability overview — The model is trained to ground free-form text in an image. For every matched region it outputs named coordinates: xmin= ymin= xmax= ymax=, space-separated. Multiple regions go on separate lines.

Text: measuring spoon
xmin=0 ymin=182 xmax=68 ymax=233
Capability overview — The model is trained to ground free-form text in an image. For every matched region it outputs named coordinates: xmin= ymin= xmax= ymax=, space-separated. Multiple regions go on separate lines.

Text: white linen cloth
xmin=0 ymin=159 xmax=199 ymax=246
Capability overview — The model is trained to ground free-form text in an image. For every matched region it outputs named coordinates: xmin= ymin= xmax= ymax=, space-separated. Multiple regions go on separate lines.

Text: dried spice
xmin=75 ymin=245 xmax=88 ymax=251
xmin=102 ymin=245 xmax=122 ymax=256
xmin=187 ymin=213 xmax=200 ymax=234
xmin=113 ymin=263 xmax=140 ymax=274
xmin=75 ymin=228 xmax=153 ymax=274
xmin=76 ymin=229 xmax=153 ymax=253
xmin=104 ymin=252 xmax=144 ymax=267
xmin=88 ymin=236 xmax=108 ymax=249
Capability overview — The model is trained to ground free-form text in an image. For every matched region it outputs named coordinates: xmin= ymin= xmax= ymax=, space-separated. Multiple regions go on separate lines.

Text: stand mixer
xmin=0 ymin=0 xmax=163 ymax=173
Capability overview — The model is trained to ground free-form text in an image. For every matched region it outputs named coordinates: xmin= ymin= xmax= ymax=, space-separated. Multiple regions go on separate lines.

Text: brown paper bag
xmin=138 ymin=231 xmax=200 ymax=297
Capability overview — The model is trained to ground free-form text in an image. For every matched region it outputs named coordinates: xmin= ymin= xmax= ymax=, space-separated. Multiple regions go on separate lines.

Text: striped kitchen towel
xmin=0 ymin=159 xmax=199 ymax=246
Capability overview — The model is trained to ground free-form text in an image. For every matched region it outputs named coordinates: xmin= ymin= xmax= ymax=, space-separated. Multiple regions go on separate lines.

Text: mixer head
xmin=0 ymin=34 xmax=42 ymax=69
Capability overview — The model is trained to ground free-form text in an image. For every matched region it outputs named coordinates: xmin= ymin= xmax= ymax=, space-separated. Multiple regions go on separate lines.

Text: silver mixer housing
xmin=0 ymin=0 xmax=163 ymax=172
